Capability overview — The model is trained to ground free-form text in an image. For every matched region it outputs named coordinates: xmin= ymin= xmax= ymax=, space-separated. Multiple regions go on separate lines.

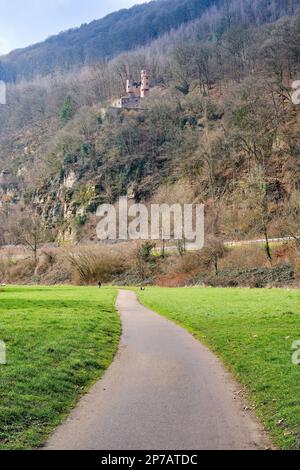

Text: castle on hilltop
xmin=114 ymin=70 xmax=150 ymax=109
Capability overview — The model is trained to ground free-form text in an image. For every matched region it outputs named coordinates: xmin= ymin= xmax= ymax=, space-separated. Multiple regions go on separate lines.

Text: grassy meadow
xmin=0 ymin=286 xmax=120 ymax=450
xmin=137 ymin=287 xmax=300 ymax=450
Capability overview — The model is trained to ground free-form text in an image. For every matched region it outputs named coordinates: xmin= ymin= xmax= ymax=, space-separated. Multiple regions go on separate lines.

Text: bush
xmin=67 ymin=245 xmax=131 ymax=284
xmin=191 ymin=264 xmax=294 ymax=288
xmin=64 ymin=154 xmax=77 ymax=165
xmin=6 ymin=258 xmax=36 ymax=283
xmin=74 ymin=214 xmax=87 ymax=226
xmin=59 ymin=95 xmax=74 ymax=124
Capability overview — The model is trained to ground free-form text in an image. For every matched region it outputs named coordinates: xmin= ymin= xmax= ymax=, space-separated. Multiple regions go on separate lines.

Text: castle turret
xmin=126 ymin=79 xmax=140 ymax=96
xmin=140 ymin=70 xmax=150 ymax=98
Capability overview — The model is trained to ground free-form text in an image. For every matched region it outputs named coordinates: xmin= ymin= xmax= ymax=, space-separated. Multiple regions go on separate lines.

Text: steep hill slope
xmin=1 ymin=0 xmax=300 ymax=251
xmin=0 ymin=0 xmax=219 ymax=82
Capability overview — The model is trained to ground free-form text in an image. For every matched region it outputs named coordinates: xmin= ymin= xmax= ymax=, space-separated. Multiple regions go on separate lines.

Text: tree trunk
xmin=264 ymin=229 xmax=272 ymax=263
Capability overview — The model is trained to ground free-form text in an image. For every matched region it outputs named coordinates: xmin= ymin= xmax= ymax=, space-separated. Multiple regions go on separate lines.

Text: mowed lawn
xmin=137 ymin=287 xmax=300 ymax=450
xmin=0 ymin=286 xmax=120 ymax=450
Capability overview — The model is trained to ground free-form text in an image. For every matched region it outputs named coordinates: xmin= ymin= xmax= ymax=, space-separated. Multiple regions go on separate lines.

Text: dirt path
xmin=45 ymin=290 xmax=271 ymax=450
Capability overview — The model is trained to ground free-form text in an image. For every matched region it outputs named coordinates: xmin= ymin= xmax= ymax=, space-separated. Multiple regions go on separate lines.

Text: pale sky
xmin=0 ymin=0 xmax=148 ymax=54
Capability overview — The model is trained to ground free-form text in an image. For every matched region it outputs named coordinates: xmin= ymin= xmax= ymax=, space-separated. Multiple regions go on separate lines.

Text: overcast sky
xmin=0 ymin=0 xmax=147 ymax=54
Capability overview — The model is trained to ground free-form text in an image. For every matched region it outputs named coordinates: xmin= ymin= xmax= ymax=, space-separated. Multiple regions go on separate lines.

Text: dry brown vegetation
xmin=0 ymin=238 xmax=298 ymax=289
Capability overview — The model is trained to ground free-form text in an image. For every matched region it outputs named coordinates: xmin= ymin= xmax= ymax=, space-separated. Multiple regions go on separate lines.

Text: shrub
xmin=67 ymin=245 xmax=130 ymax=284
xmin=59 ymin=95 xmax=74 ymax=124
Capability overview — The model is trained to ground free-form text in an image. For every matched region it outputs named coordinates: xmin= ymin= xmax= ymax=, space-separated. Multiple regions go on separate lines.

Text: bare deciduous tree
xmin=10 ymin=209 xmax=50 ymax=264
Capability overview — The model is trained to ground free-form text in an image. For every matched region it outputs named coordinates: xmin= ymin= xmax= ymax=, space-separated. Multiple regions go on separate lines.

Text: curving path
xmin=45 ymin=290 xmax=270 ymax=450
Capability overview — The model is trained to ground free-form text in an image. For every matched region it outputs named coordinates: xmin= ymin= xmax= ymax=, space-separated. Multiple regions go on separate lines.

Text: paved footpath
xmin=45 ymin=290 xmax=271 ymax=450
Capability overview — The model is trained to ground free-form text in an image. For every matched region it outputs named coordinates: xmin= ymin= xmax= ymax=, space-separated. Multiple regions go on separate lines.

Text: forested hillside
xmin=1 ymin=0 xmax=300 ymax=286
xmin=0 ymin=0 xmax=219 ymax=82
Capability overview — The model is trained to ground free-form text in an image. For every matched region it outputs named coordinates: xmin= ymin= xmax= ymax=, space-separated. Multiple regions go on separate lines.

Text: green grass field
xmin=0 ymin=286 xmax=120 ymax=450
xmin=137 ymin=287 xmax=300 ymax=450
xmin=1 ymin=285 xmax=300 ymax=450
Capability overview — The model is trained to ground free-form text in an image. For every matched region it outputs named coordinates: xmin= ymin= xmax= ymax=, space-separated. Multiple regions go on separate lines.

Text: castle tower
xmin=140 ymin=70 xmax=150 ymax=98
xmin=126 ymin=79 xmax=140 ymax=97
